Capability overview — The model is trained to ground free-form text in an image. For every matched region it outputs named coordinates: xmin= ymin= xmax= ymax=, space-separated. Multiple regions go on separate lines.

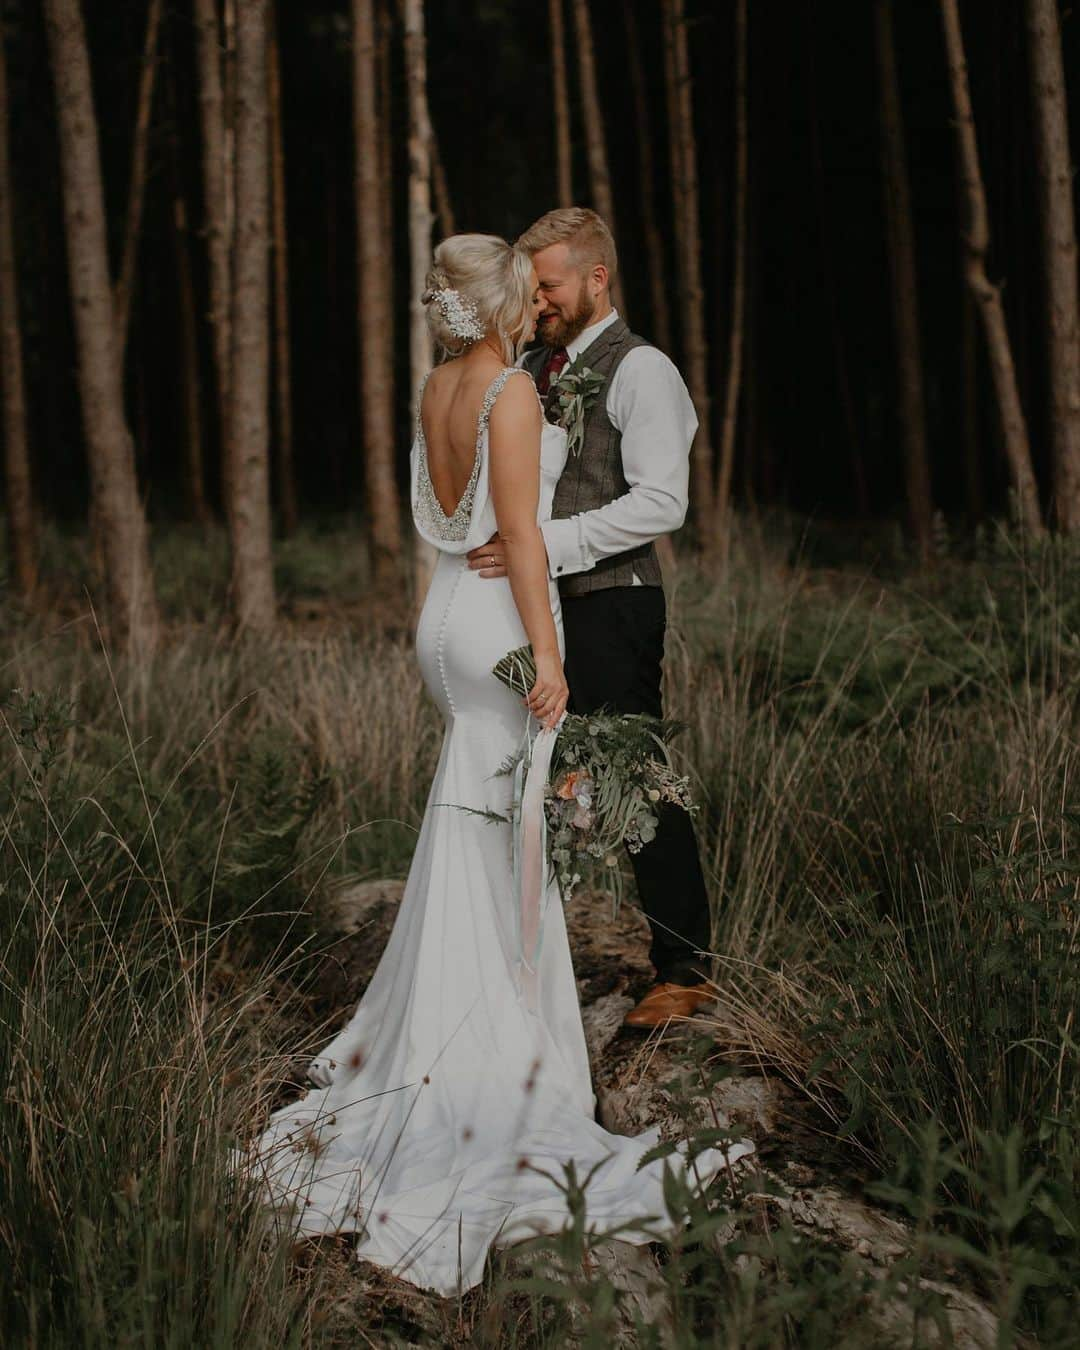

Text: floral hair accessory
xmin=421 ymin=286 xmax=485 ymax=343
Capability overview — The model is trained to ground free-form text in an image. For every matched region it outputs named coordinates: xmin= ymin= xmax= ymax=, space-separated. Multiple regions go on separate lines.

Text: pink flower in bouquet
xmin=555 ymin=771 xmax=581 ymax=801
xmin=556 ymin=769 xmax=594 ymax=804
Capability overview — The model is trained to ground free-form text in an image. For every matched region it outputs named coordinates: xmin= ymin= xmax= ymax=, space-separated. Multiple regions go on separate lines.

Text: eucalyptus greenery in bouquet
xmin=493 ymin=644 xmax=697 ymax=908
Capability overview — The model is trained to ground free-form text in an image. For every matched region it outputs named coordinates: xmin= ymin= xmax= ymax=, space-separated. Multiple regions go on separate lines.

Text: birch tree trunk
xmin=714 ymin=0 xmax=748 ymax=559
xmin=402 ymin=0 xmax=436 ymax=602
xmin=875 ymin=0 xmax=934 ymax=562
xmin=113 ymin=0 xmax=162 ymax=364
xmin=940 ymin=0 xmax=1042 ymax=533
xmin=194 ymin=0 xmax=233 ymax=498
xmin=267 ymin=4 xmax=296 ymax=535
xmin=44 ymin=0 xmax=159 ymax=653
xmin=0 ymin=24 xmax=36 ymax=596
xmin=625 ymin=4 xmax=671 ymax=353
xmin=227 ymin=0 xmax=275 ymax=630
xmin=569 ymin=0 xmax=625 ymax=314
xmin=1025 ymin=0 xmax=1080 ymax=531
xmin=355 ymin=0 xmax=402 ymax=586
xmin=663 ymin=0 xmax=714 ymax=549
xmin=549 ymin=0 xmax=572 ymax=207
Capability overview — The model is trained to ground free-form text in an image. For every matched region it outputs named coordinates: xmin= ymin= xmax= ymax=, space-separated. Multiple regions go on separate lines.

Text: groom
xmin=466 ymin=207 xmax=714 ymax=1029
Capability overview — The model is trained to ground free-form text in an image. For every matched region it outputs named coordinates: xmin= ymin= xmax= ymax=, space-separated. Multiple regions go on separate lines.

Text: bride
xmin=235 ymin=233 xmax=755 ymax=1296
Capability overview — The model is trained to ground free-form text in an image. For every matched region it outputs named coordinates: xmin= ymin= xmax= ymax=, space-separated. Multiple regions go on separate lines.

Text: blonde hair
xmin=422 ymin=234 xmax=535 ymax=363
xmin=515 ymin=207 xmax=618 ymax=283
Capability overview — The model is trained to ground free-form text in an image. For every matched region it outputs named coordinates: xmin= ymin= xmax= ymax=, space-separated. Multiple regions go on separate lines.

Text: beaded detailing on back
xmin=414 ymin=366 xmax=533 ymax=542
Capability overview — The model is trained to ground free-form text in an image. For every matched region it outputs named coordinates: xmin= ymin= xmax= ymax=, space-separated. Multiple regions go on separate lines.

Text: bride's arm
xmin=488 ymin=377 xmax=568 ymax=730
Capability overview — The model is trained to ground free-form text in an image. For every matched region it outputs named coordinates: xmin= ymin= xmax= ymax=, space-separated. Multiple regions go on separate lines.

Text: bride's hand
xmin=526 ymin=649 xmax=568 ymax=730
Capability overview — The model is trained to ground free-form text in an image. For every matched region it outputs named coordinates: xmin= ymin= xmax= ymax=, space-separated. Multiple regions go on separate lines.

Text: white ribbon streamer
xmin=510 ymin=720 xmax=562 ymax=1012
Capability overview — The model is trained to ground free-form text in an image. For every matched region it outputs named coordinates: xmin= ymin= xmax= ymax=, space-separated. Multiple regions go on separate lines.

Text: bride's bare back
xmin=420 ymin=355 xmax=507 ymax=516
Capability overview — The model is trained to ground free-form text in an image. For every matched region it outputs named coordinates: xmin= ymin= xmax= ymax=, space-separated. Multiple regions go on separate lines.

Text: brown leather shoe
xmin=622 ymin=981 xmax=715 ymax=1028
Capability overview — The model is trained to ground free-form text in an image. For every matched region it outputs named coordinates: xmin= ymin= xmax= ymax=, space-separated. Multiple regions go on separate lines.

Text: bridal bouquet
xmin=492 ymin=645 xmax=697 ymax=907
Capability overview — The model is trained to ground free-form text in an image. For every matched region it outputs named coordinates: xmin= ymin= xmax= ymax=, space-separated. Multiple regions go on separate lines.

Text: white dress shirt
xmin=535 ymin=309 xmax=697 ymax=583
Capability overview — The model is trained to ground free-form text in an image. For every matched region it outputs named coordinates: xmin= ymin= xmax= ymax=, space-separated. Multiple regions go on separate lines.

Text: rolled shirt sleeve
xmin=540 ymin=346 xmax=697 ymax=578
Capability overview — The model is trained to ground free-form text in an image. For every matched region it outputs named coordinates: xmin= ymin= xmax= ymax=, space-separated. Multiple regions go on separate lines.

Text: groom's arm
xmin=538 ymin=347 xmax=696 ymax=580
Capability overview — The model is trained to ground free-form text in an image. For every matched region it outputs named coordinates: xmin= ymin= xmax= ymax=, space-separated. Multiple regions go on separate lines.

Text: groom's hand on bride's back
xmin=466 ymin=532 xmax=508 ymax=578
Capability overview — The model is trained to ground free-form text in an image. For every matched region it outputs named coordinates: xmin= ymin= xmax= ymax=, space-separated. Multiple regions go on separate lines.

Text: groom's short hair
xmin=517 ymin=208 xmax=618 ymax=284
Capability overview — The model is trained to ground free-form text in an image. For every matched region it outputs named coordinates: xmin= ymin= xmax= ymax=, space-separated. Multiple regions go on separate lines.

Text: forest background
xmin=5 ymin=0 xmax=1080 ymax=635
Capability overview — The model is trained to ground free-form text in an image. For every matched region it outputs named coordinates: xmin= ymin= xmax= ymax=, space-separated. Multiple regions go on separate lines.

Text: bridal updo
xmin=422 ymin=234 xmax=535 ymax=364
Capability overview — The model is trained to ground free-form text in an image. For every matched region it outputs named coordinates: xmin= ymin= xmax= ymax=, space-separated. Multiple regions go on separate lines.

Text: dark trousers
xmin=561 ymin=585 xmax=712 ymax=985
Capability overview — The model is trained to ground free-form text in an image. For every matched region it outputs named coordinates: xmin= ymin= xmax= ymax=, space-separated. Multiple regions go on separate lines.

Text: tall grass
xmin=0 ymin=690 xmax=332 ymax=1344
xmin=2 ymin=513 xmax=1079 ymax=1343
xmin=669 ymin=520 xmax=1080 ymax=1341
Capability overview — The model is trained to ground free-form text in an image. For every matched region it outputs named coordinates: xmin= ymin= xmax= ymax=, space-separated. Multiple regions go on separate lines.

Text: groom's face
xmin=532 ymin=243 xmax=600 ymax=348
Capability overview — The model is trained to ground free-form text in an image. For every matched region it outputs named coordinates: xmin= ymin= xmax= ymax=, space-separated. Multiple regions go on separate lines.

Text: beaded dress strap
xmin=476 ymin=365 xmax=536 ymax=436
xmin=413 ymin=369 xmax=434 ymax=439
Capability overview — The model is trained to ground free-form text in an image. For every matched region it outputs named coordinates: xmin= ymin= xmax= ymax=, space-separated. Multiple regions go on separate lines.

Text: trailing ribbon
xmin=510 ymin=719 xmax=562 ymax=1013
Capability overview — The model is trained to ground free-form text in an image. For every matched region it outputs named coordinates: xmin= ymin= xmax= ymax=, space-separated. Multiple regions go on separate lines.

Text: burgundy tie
xmin=537 ymin=347 xmax=569 ymax=396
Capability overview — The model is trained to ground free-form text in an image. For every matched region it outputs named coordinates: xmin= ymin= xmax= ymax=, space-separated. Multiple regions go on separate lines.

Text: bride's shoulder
xmin=416 ymin=357 xmax=462 ymax=421
xmin=485 ymin=367 xmax=542 ymax=429
xmin=419 ymin=359 xmax=453 ymax=399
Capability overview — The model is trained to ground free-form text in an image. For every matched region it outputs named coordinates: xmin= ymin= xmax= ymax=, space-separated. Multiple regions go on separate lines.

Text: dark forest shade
xmin=4 ymin=0 xmax=1080 ymax=536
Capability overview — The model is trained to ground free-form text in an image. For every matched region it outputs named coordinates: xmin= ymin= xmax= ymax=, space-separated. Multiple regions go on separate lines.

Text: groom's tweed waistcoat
xmin=523 ymin=317 xmax=663 ymax=597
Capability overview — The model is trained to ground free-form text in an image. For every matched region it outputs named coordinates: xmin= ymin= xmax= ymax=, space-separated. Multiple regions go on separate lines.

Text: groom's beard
xmin=537 ymin=289 xmax=596 ymax=348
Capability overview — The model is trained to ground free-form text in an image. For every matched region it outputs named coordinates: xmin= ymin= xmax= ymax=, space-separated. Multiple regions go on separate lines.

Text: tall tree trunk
xmin=165 ymin=45 xmax=210 ymax=525
xmin=714 ymin=0 xmax=748 ymax=559
xmin=875 ymin=0 xmax=934 ymax=562
xmin=223 ymin=0 xmax=238 ymax=273
xmin=354 ymin=0 xmax=402 ymax=587
xmin=940 ymin=0 xmax=1042 ymax=533
xmin=549 ymin=0 xmax=572 ymax=207
xmin=626 ymin=3 xmax=676 ymax=579
xmin=227 ymin=0 xmax=275 ymax=630
xmin=957 ymin=153 xmax=982 ymax=526
xmin=959 ymin=287 xmax=982 ymax=524
xmin=806 ymin=0 xmax=868 ymax=516
xmin=134 ymin=313 xmax=151 ymax=484
xmin=625 ymin=5 xmax=671 ymax=354
xmin=173 ymin=190 xmax=210 ymax=525
xmin=741 ymin=213 xmax=759 ymax=509
xmin=377 ymin=0 xmax=395 ymax=429
xmin=113 ymin=0 xmax=162 ymax=364
xmin=194 ymin=0 xmax=233 ymax=501
xmin=431 ymin=130 xmax=455 ymax=238
xmin=662 ymin=0 xmax=714 ymax=549
xmin=267 ymin=4 xmax=296 ymax=535
xmin=44 ymin=0 xmax=158 ymax=652
xmin=402 ymin=0 xmax=436 ymax=602
xmin=324 ymin=166 xmax=347 ymax=504
xmin=1025 ymin=0 xmax=1080 ymax=531
xmin=0 ymin=24 xmax=36 ymax=597
xmin=569 ymin=0 xmax=624 ymax=314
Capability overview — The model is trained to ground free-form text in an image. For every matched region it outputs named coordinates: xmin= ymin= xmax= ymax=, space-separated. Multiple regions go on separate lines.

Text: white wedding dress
xmin=234 ymin=366 xmax=753 ymax=1296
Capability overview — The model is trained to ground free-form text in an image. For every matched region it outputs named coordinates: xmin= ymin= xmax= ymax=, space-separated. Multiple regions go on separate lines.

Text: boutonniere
xmin=551 ymin=359 xmax=605 ymax=457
